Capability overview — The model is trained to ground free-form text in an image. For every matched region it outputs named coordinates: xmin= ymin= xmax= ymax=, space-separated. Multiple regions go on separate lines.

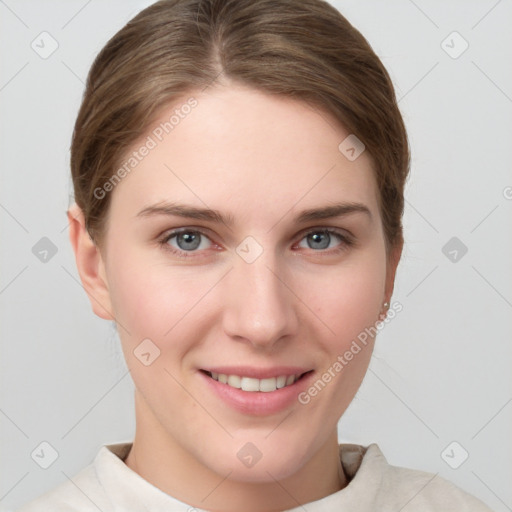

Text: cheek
xmin=303 ymin=250 xmax=387 ymax=347
xmin=106 ymin=248 xmax=225 ymax=372
xmin=106 ymin=250 xmax=199 ymax=344
xmin=296 ymin=258 xmax=385 ymax=413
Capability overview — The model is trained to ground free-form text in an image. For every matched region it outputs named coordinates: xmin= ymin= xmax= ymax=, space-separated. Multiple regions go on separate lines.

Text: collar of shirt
xmin=95 ymin=442 xmax=387 ymax=511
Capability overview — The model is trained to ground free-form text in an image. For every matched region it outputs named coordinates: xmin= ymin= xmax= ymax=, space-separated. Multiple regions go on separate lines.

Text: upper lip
xmin=200 ymin=366 xmax=313 ymax=379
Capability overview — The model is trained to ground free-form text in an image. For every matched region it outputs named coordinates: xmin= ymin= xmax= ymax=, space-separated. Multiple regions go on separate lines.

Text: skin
xmin=69 ymin=81 xmax=402 ymax=512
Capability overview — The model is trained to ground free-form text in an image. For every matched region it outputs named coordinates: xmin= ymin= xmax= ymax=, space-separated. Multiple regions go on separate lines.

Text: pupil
xmin=178 ymin=232 xmax=200 ymax=250
xmin=309 ymin=231 xmax=330 ymax=250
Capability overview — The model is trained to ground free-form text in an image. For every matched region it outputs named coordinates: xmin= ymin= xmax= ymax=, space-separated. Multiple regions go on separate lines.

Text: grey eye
xmin=299 ymin=230 xmax=340 ymax=250
xmin=167 ymin=231 xmax=211 ymax=251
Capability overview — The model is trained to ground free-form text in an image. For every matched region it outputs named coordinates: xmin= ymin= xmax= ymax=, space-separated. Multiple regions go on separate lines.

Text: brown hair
xmin=70 ymin=0 xmax=410 ymax=252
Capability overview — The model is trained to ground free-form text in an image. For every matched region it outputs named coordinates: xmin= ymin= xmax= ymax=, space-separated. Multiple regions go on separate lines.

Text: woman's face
xmin=85 ymin=83 xmax=399 ymax=482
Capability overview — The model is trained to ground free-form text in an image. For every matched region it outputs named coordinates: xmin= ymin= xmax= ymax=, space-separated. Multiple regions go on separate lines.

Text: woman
xmin=18 ymin=0 xmax=493 ymax=510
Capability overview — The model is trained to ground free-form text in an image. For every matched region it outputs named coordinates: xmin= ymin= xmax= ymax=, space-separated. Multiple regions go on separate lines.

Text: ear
xmin=67 ymin=203 xmax=114 ymax=321
xmin=384 ymin=238 xmax=403 ymax=304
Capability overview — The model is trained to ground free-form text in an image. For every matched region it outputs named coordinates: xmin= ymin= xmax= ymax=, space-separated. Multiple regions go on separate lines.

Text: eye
xmin=160 ymin=229 xmax=213 ymax=255
xmin=296 ymin=229 xmax=353 ymax=252
xmin=158 ymin=227 xmax=353 ymax=259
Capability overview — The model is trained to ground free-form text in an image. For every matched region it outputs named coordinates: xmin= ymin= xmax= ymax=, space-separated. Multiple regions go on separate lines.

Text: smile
xmin=199 ymin=367 xmax=315 ymax=415
xmin=205 ymin=371 xmax=302 ymax=392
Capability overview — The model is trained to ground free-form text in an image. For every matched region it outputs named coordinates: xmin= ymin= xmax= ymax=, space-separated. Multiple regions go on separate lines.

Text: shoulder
xmin=358 ymin=444 xmax=494 ymax=511
xmin=15 ymin=447 xmax=113 ymax=512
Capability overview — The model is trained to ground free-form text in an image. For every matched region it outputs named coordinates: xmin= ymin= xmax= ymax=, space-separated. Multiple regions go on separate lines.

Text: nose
xmin=221 ymin=250 xmax=299 ymax=350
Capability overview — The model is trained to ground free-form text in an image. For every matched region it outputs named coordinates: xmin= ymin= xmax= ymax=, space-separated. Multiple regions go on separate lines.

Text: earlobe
xmin=67 ymin=203 xmax=114 ymax=321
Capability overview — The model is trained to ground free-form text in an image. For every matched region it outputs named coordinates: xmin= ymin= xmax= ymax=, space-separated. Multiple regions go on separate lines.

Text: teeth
xmin=208 ymin=372 xmax=301 ymax=392
xmin=276 ymin=376 xmax=287 ymax=389
xmin=259 ymin=377 xmax=277 ymax=392
xmin=241 ymin=377 xmax=260 ymax=392
xmin=227 ymin=375 xmax=241 ymax=388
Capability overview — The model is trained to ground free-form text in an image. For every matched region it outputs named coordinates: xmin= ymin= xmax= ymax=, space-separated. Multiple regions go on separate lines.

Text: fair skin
xmin=69 ymin=82 xmax=402 ymax=512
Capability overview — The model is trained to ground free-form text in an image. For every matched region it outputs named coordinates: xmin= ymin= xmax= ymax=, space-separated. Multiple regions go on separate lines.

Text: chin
xmin=202 ymin=441 xmax=310 ymax=483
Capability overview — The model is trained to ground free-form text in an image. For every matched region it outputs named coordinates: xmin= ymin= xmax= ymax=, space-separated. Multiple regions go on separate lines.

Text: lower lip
xmin=199 ymin=371 xmax=314 ymax=416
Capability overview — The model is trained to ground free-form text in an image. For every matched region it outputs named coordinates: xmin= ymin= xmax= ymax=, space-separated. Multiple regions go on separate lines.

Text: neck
xmin=124 ymin=391 xmax=347 ymax=511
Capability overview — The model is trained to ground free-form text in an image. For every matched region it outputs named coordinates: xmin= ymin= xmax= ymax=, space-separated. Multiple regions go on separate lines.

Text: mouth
xmin=200 ymin=369 xmax=313 ymax=393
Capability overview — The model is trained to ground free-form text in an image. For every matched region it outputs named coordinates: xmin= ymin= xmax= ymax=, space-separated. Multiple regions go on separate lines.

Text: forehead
xmin=109 ymin=83 xmax=379 ymax=224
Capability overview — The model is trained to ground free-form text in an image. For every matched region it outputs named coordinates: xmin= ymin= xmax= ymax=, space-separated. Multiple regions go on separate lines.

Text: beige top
xmin=17 ymin=442 xmax=493 ymax=511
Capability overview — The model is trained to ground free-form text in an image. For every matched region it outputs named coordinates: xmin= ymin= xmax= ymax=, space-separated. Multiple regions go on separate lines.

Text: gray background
xmin=1 ymin=0 xmax=511 ymax=510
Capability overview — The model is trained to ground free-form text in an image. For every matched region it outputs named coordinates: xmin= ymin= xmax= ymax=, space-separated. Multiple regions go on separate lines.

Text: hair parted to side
xmin=71 ymin=0 xmax=410 ymax=253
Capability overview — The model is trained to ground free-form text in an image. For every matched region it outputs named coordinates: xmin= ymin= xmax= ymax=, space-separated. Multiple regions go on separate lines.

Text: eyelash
xmin=157 ymin=227 xmax=354 ymax=259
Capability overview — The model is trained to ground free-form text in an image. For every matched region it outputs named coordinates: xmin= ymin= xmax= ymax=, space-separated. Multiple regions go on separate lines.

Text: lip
xmin=201 ymin=365 xmax=311 ymax=379
xmin=198 ymin=368 xmax=315 ymax=416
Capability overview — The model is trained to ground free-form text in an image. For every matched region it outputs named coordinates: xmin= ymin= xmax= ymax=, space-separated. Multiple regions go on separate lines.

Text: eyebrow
xmin=136 ymin=201 xmax=372 ymax=226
